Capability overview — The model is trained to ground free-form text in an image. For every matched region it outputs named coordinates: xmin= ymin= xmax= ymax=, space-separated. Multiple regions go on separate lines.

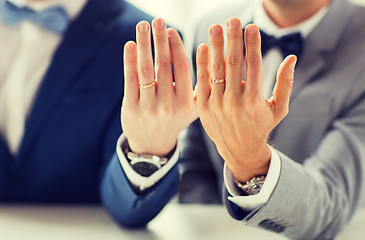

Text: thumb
xmin=272 ymin=55 xmax=297 ymax=117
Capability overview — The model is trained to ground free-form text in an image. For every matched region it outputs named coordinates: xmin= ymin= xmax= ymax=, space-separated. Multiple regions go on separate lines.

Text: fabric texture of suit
xmin=115 ymin=0 xmax=365 ymax=238
xmin=0 ymin=0 xmax=161 ymax=226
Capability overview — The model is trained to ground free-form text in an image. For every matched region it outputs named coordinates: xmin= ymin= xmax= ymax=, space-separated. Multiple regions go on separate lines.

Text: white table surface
xmin=0 ymin=204 xmax=364 ymax=240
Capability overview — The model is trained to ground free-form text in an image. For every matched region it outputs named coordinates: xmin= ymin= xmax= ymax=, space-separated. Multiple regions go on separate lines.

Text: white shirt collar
xmin=8 ymin=0 xmax=88 ymax=20
xmin=253 ymin=0 xmax=330 ymax=38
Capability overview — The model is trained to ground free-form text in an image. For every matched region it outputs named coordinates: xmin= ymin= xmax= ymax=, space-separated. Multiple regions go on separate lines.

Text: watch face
xmin=249 ymin=184 xmax=263 ymax=195
xmin=131 ymin=162 xmax=159 ymax=177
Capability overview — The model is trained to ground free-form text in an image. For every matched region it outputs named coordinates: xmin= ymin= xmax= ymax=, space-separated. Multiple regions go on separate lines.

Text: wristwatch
xmin=126 ymin=151 xmax=168 ymax=177
xmin=234 ymin=175 xmax=266 ymax=195
xmin=124 ymin=142 xmax=174 ymax=177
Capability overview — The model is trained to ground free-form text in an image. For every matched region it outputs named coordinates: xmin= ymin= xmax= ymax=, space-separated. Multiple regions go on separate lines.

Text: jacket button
xmin=259 ymin=219 xmax=271 ymax=229
xmin=277 ymin=225 xmax=286 ymax=233
xmin=259 ymin=219 xmax=286 ymax=233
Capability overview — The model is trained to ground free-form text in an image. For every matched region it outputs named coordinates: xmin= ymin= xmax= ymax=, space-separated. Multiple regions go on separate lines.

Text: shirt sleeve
xmin=223 ymin=145 xmax=281 ymax=211
xmin=116 ymin=133 xmax=180 ymax=192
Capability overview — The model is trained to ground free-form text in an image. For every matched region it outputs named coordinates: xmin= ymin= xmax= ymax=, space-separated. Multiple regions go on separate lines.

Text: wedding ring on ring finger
xmin=211 ymin=78 xmax=226 ymax=84
xmin=139 ymin=80 xmax=157 ymax=89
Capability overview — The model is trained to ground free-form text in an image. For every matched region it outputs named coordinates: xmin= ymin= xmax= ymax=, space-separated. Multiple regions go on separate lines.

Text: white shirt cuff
xmin=223 ymin=145 xmax=281 ymax=211
xmin=116 ymin=134 xmax=180 ymax=192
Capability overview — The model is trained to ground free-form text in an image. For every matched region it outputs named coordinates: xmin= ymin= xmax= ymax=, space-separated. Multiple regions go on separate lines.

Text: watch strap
xmin=234 ymin=175 xmax=266 ymax=195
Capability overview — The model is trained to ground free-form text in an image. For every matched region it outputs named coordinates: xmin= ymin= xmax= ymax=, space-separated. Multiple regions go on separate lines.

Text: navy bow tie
xmin=0 ymin=0 xmax=69 ymax=34
xmin=260 ymin=30 xmax=303 ymax=59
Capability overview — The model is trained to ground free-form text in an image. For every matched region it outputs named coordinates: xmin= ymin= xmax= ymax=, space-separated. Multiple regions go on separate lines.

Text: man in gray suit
xmin=119 ymin=0 xmax=365 ymax=239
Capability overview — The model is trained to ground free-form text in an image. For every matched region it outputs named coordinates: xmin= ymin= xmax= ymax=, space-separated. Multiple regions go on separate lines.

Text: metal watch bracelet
xmin=234 ymin=175 xmax=266 ymax=195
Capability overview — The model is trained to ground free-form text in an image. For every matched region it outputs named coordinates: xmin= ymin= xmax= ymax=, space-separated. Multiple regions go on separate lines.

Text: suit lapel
xmin=14 ymin=0 xmax=124 ymax=165
xmin=289 ymin=0 xmax=353 ymax=103
xmin=269 ymin=0 xmax=353 ymax=139
xmin=289 ymin=46 xmax=326 ymax=103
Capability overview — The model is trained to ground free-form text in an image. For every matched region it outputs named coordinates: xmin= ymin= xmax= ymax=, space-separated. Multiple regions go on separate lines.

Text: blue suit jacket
xmin=0 ymin=0 xmax=177 ymax=228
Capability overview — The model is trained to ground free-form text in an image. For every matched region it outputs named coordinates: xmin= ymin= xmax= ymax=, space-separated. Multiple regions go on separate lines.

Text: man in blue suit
xmin=0 ymin=0 xmax=158 ymax=224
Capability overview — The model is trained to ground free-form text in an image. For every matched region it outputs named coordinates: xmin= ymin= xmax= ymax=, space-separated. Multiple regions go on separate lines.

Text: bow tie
xmin=260 ymin=30 xmax=303 ymax=59
xmin=0 ymin=0 xmax=69 ymax=34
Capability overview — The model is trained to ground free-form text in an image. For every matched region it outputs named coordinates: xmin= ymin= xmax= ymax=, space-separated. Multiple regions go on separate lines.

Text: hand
xmin=195 ymin=18 xmax=297 ymax=182
xmin=121 ymin=18 xmax=198 ymax=157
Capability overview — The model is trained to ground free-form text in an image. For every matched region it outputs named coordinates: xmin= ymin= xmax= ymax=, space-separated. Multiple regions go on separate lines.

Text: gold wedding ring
xmin=139 ymin=80 xmax=157 ymax=89
xmin=211 ymin=78 xmax=226 ymax=84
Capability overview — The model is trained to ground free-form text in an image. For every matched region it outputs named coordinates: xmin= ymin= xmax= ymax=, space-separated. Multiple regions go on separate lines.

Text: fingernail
xmin=290 ymin=56 xmax=298 ymax=69
xmin=154 ymin=19 xmax=165 ymax=29
xmin=210 ymin=25 xmax=221 ymax=35
xmin=125 ymin=42 xmax=135 ymax=50
xmin=139 ymin=22 xmax=149 ymax=33
xmin=228 ymin=18 xmax=239 ymax=28
xmin=246 ymin=24 xmax=258 ymax=34
xmin=198 ymin=44 xmax=207 ymax=53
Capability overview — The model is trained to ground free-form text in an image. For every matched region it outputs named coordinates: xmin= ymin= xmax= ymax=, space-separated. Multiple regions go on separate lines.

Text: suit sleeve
xmin=100 ymin=152 xmax=179 ymax=228
xmin=224 ymin=79 xmax=365 ymax=240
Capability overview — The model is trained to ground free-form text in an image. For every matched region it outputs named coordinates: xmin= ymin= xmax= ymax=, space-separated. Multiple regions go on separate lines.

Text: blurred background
xmin=126 ymin=0 xmax=365 ymax=55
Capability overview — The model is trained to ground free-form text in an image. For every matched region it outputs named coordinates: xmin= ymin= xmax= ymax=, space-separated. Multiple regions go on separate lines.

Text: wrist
xmin=127 ymin=138 xmax=177 ymax=157
xmin=229 ymin=144 xmax=271 ymax=182
xmin=124 ymin=142 xmax=176 ymax=177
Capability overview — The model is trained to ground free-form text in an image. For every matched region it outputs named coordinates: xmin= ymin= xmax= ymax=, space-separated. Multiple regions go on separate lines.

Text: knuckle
xmin=137 ymin=40 xmax=151 ymax=48
xmin=156 ymin=59 xmax=172 ymax=72
xmin=285 ymin=78 xmax=294 ymax=88
xmin=212 ymin=61 xmax=225 ymax=73
xmin=179 ymin=102 xmax=193 ymax=116
xmin=209 ymin=96 xmax=223 ymax=111
xmin=246 ymin=55 xmax=262 ymax=67
xmin=140 ymin=63 xmax=154 ymax=78
xmin=210 ymin=39 xmax=224 ymax=48
xmin=242 ymin=97 xmax=255 ymax=112
xmin=124 ymin=55 xmax=136 ymax=64
xmin=225 ymin=94 xmax=240 ymax=109
xmin=246 ymin=38 xmax=260 ymax=47
xmin=177 ymin=59 xmax=191 ymax=72
xmin=154 ymin=34 xmax=168 ymax=44
xmin=140 ymin=101 xmax=157 ymax=117
xmin=227 ymin=54 xmax=242 ymax=66
xmin=145 ymin=105 xmax=157 ymax=117
xmin=197 ymin=71 xmax=208 ymax=81
xmin=227 ymin=31 xmax=241 ymax=40
xmin=159 ymin=103 xmax=175 ymax=116
xmin=197 ymin=57 xmax=208 ymax=65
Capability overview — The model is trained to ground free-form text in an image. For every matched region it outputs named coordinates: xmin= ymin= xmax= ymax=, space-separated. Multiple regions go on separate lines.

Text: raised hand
xmin=195 ymin=18 xmax=297 ymax=182
xmin=121 ymin=18 xmax=198 ymax=157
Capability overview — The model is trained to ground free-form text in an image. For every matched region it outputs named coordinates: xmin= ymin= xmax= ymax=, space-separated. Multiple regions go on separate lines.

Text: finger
xmin=136 ymin=21 xmax=156 ymax=101
xmin=272 ymin=55 xmax=297 ymax=116
xmin=123 ymin=41 xmax=139 ymax=104
xmin=226 ymin=18 xmax=243 ymax=94
xmin=152 ymin=18 xmax=174 ymax=99
xmin=209 ymin=24 xmax=226 ymax=98
xmin=167 ymin=28 xmax=193 ymax=100
xmin=244 ymin=24 xmax=263 ymax=99
xmin=196 ymin=43 xmax=211 ymax=104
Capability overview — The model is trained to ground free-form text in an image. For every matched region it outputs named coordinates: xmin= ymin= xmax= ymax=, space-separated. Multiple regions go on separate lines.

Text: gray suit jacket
xmin=178 ymin=0 xmax=365 ymax=239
